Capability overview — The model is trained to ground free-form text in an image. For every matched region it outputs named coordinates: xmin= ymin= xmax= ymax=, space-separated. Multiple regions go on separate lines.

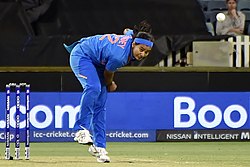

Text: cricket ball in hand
xmin=216 ymin=13 xmax=225 ymax=22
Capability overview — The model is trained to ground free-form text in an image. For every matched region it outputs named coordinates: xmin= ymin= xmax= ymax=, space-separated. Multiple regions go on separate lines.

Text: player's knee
xmin=85 ymin=84 xmax=101 ymax=98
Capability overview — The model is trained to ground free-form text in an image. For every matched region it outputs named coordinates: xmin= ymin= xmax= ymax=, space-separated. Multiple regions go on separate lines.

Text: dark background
xmin=0 ymin=0 xmax=209 ymax=66
xmin=0 ymin=0 xmax=249 ymax=92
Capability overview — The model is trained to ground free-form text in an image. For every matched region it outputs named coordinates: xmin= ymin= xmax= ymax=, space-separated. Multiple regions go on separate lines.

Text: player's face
xmin=132 ymin=43 xmax=152 ymax=61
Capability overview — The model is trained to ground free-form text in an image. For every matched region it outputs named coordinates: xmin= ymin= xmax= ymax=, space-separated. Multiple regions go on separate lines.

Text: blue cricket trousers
xmin=70 ymin=44 xmax=107 ymax=148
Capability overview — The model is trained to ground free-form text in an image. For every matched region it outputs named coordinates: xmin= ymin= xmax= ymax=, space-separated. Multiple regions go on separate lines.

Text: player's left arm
xmin=105 ymin=58 xmax=121 ymax=92
xmin=104 ymin=70 xmax=117 ymax=92
xmin=104 ymin=70 xmax=114 ymax=86
xmin=105 ymin=53 xmax=124 ymax=92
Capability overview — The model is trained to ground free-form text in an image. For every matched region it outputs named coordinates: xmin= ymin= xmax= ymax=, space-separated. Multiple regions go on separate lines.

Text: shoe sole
xmin=74 ymin=137 xmax=93 ymax=145
xmin=97 ymin=158 xmax=110 ymax=163
xmin=79 ymin=141 xmax=93 ymax=145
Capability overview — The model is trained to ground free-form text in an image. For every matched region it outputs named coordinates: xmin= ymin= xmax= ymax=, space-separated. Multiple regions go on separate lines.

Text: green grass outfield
xmin=0 ymin=142 xmax=249 ymax=167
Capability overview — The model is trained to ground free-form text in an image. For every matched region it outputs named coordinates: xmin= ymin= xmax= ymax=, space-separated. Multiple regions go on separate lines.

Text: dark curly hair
xmin=226 ymin=0 xmax=237 ymax=3
xmin=132 ymin=20 xmax=154 ymax=43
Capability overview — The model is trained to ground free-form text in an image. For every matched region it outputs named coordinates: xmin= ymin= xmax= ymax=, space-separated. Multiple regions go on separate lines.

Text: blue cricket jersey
xmin=72 ymin=34 xmax=133 ymax=72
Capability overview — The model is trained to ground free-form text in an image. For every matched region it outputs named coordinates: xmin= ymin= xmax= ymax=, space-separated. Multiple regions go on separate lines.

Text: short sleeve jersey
xmin=78 ymin=34 xmax=133 ymax=72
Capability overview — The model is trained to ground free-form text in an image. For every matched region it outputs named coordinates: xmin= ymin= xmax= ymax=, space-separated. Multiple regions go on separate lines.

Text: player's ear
xmin=132 ymin=42 xmax=136 ymax=48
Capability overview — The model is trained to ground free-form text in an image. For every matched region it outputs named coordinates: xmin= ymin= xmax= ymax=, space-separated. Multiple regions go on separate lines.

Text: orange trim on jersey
xmin=78 ymin=74 xmax=87 ymax=79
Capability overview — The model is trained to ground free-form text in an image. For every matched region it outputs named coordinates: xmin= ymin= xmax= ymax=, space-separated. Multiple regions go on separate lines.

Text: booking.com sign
xmin=174 ymin=96 xmax=248 ymax=129
xmin=0 ymin=92 xmax=82 ymax=130
xmin=0 ymin=105 xmax=80 ymax=129
xmin=0 ymin=92 xmax=249 ymax=130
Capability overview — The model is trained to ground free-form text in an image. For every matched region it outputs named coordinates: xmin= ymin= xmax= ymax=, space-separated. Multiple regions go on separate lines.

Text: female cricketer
xmin=63 ymin=20 xmax=154 ymax=163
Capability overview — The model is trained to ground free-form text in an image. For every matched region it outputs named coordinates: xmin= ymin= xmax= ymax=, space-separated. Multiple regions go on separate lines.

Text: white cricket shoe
xmin=74 ymin=129 xmax=93 ymax=145
xmin=88 ymin=145 xmax=99 ymax=156
xmin=88 ymin=145 xmax=111 ymax=163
